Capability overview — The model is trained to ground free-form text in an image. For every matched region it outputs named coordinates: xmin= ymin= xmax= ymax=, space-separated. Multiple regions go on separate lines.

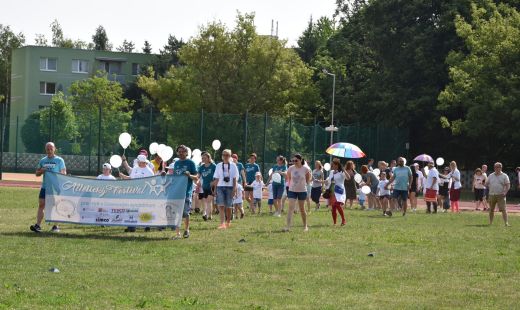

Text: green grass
xmin=0 ymin=187 xmax=519 ymax=309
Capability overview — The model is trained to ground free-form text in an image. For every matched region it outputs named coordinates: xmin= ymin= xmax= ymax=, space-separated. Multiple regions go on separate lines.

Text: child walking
xmin=251 ymin=172 xmax=264 ymax=214
xmin=233 ymin=183 xmax=245 ymax=219
xmin=267 ymin=182 xmax=274 ymax=214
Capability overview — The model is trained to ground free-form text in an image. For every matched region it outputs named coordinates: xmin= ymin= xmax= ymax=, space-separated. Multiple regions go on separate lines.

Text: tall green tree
xmin=70 ymin=74 xmax=133 ymax=155
xmin=439 ymin=0 xmax=520 ymax=162
xmin=117 ymin=39 xmax=135 ymax=53
xmin=50 ymin=19 xmax=64 ymax=47
xmin=142 ymin=41 xmax=152 ymax=54
xmin=0 ymin=25 xmax=25 ymax=105
xmin=296 ymin=16 xmax=336 ymax=64
xmin=92 ymin=25 xmax=111 ymax=51
xmin=138 ymin=13 xmax=321 ymax=117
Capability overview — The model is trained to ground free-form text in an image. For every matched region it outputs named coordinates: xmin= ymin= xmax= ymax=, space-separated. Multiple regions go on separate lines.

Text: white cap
xmin=137 ymin=155 xmax=147 ymax=163
xmin=102 ymin=163 xmax=112 ymax=169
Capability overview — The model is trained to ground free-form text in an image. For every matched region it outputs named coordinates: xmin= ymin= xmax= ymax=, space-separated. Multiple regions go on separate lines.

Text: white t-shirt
xmin=328 ymin=170 xmax=347 ymax=203
xmin=233 ymin=183 xmax=244 ymax=204
xmin=97 ymin=174 xmax=116 ymax=180
xmin=132 ymin=159 xmax=155 ymax=171
xmin=377 ymin=180 xmax=391 ymax=196
xmin=252 ymin=180 xmax=264 ymax=199
xmin=447 ymin=169 xmax=462 ymax=189
xmin=267 ymin=183 xmax=273 ymax=200
xmin=486 ymin=172 xmax=510 ymax=196
xmin=213 ymin=162 xmax=239 ymax=187
xmin=130 ymin=166 xmax=155 ymax=179
xmin=425 ymin=167 xmax=439 ymax=190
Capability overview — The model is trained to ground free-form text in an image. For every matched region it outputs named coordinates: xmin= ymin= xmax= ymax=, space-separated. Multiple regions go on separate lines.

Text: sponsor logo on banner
xmin=111 ymin=209 xmax=126 ymax=213
xmin=95 ymin=218 xmax=110 ymax=223
xmin=111 ymin=215 xmax=123 ymax=223
xmin=139 ymin=213 xmax=153 ymax=223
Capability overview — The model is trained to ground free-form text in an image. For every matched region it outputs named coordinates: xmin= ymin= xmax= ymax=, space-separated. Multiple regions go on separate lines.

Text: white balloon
xmin=118 ymin=132 xmax=131 ymax=149
xmin=268 ymin=168 xmax=273 ymax=176
xmin=373 ymin=168 xmax=380 ymax=177
xmin=402 ymin=158 xmax=407 ymax=165
xmin=212 ymin=139 xmax=221 ymax=151
xmin=272 ymin=172 xmax=281 ymax=183
xmin=323 ymin=163 xmax=331 ymax=171
xmin=157 ymin=144 xmax=166 ymax=157
xmin=436 ymin=157 xmax=445 ymax=166
xmin=192 ymin=149 xmax=202 ymax=158
xmin=162 ymin=146 xmax=174 ymax=162
xmin=424 ymin=166 xmax=430 ymax=176
xmin=109 ymin=155 xmax=122 ymax=168
xmin=192 ymin=155 xmax=202 ymax=166
xmin=354 ymin=174 xmax=362 ymax=184
xmin=186 ymin=147 xmax=192 ymax=159
xmin=361 ymin=185 xmax=371 ymax=195
xmin=149 ymin=142 xmax=159 ymax=155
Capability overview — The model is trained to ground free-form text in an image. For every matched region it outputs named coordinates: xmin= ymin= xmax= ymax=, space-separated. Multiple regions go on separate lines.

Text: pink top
xmin=288 ymin=165 xmax=311 ymax=193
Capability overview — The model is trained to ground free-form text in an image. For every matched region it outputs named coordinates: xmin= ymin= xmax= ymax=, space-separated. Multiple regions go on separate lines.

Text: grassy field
xmin=0 ymin=187 xmax=519 ymax=309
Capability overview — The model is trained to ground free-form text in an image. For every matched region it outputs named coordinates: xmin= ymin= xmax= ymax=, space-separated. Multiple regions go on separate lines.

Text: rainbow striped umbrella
xmin=326 ymin=142 xmax=366 ymax=159
xmin=413 ymin=154 xmax=433 ymax=163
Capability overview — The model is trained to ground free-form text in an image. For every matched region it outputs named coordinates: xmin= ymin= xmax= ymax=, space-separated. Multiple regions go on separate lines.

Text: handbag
xmin=322 ymin=190 xmax=330 ymax=199
xmin=334 ymin=185 xmax=344 ymax=195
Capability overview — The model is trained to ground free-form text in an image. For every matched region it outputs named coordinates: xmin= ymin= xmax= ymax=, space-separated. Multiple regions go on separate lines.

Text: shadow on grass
xmin=0 ymin=231 xmax=174 ymax=242
xmin=465 ymin=224 xmax=490 ymax=227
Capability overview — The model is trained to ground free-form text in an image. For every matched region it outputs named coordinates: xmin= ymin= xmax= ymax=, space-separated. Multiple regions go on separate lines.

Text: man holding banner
xmin=30 ymin=142 xmax=66 ymax=233
xmin=172 ymin=145 xmax=198 ymax=239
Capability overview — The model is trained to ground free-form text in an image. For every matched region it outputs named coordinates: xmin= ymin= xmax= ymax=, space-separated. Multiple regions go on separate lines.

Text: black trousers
xmin=426 ymin=201 xmax=438 ymax=213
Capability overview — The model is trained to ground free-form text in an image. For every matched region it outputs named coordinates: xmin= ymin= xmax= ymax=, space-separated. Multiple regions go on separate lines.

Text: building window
xmin=40 ymin=58 xmax=57 ymax=71
xmin=72 ymin=59 xmax=89 ymax=73
xmin=132 ymin=63 xmax=140 ymax=75
xmin=39 ymin=82 xmax=56 ymax=95
xmin=99 ymin=61 xmax=122 ymax=74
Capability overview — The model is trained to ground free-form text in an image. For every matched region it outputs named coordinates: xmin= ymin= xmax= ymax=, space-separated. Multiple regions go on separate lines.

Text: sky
xmin=1 ymin=0 xmax=337 ymax=53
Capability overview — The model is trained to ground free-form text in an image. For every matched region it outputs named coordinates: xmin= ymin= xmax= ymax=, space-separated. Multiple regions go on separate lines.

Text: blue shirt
xmin=173 ymin=159 xmax=198 ymax=198
xmin=244 ymin=163 xmax=260 ymax=184
xmin=236 ymin=162 xmax=245 ymax=183
xmin=38 ymin=155 xmax=66 ymax=188
xmin=393 ymin=166 xmax=412 ymax=191
xmin=272 ymin=164 xmax=287 ymax=185
xmin=198 ymin=163 xmax=216 ymax=190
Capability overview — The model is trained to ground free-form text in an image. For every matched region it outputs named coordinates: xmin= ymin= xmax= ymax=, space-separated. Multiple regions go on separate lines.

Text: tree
xmin=296 ymin=16 xmax=336 ymax=64
xmin=69 ymin=74 xmax=133 ymax=155
xmin=439 ymin=1 xmax=520 ymax=162
xmin=153 ymin=35 xmax=185 ymax=75
xmin=21 ymin=111 xmax=44 ymax=153
xmin=38 ymin=92 xmax=80 ymax=153
xmin=92 ymin=25 xmax=111 ymax=51
xmin=0 ymin=24 xmax=25 ymax=104
xmin=34 ymin=34 xmax=48 ymax=46
xmin=50 ymin=19 xmax=64 ymax=47
xmin=138 ymin=13 xmax=321 ymax=117
xmin=142 ymin=41 xmax=152 ymax=54
xmin=117 ymin=39 xmax=135 ymax=53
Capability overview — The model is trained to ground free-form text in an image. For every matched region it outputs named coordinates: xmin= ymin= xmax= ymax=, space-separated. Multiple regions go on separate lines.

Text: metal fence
xmin=1 ymin=109 xmax=410 ymax=176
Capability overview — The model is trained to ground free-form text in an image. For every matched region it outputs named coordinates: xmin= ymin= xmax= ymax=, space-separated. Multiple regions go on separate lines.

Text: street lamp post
xmin=323 ymin=69 xmax=337 ymax=163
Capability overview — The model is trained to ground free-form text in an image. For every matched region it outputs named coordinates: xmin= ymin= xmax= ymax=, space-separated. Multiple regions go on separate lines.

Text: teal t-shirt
xmin=173 ymin=159 xmax=198 ymax=198
xmin=272 ymin=164 xmax=287 ymax=185
xmin=38 ymin=155 xmax=66 ymax=188
xmin=198 ymin=163 xmax=216 ymax=190
xmin=393 ymin=166 xmax=412 ymax=191
xmin=244 ymin=163 xmax=260 ymax=184
xmin=236 ymin=162 xmax=245 ymax=183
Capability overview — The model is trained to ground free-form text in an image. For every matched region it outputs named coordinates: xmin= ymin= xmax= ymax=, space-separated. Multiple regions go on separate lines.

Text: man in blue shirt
xmin=385 ymin=157 xmax=412 ymax=216
xmin=244 ymin=153 xmax=260 ymax=209
xmin=30 ymin=142 xmax=67 ymax=233
xmin=172 ymin=145 xmax=198 ymax=239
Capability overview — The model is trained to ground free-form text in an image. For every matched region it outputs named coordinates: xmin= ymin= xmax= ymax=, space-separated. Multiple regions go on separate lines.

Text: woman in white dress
xmin=326 ymin=158 xmax=349 ymax=226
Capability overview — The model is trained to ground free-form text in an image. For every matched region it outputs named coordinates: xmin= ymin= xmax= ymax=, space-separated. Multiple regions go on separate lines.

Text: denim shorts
xmin=272 ymin=183 xmax=285 ymax=200
xmin=39 ymin=188 xmax=46 ymax=199
xmin=216 ymin=186 xmax=234 ymax=208
xmin=392 ymin=190 xmax=409 ymax=201
xmin=287 ymin=191 xmax=307 ymax=201
xmin=268 ymin=199 xmax=273 ymax=205
xmin=182 ymin=198 xmax=192 ymax=219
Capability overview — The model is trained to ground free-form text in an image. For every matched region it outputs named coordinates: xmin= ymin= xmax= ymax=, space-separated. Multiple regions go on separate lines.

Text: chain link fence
xmin=1 ymin=109 xmax=410 ymax=176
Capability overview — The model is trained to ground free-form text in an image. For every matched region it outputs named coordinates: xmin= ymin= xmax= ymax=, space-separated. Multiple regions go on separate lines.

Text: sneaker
xmin=172 ymin=234 xmax=182 ymax=240
xmin=341 ymin=221 xmax=346 ymax=226
xmin=202 ymin=215 xmax=208 ymax=221
xmin=124 ymin=227 xmax=136 ymax=233
xmin=144 ymin=227 xmax=151 ymax=232
xmin=51 ymin=225 xmax=60 ymax=233
xmin=183 ymin=230 xmax=190 ymax=238
xmin=282 ymin=227 xmax=290 ymax=232
xmin=30 ymin=224 xmax=42 ymax=233
xmin=240 ymin=213 xmax=244 ymax=219
xmin=303 ymin=227 xmax=309 ymax=232
xmin=194 ymin=208 xmax=200 ymax=214
xmin=208 ymin=216 xmax=212 ymax=220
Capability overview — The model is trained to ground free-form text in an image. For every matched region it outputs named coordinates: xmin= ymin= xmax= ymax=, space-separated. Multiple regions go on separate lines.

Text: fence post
xmin=243 ymin=110 xmax=248 ymax=160
xmin=262 ymin=112 xmax=267 ymax=176
xmin=15 ymin=116 xmax=18 ymax=172
xmin=200 ymin=109 xmax=204 ymax=150
xmin=149 ymin=105 xmax=153 ymax=146
xmin=97 ymin=104 xmax=102 ymax=175
xmin=0 ymin=102 xmax=4 ymax=180
xmin=88 ymin=116 xmax=92 ymax=175
xmin=287 ymin=116 xmax=293 ymax=158
xmin=312 ymin=116 xmax=317 ymax=166
xmin=375 ymin=124 xmax=380 ymax=163
xmin=48 ymin=104 xmax=53 ymax=141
